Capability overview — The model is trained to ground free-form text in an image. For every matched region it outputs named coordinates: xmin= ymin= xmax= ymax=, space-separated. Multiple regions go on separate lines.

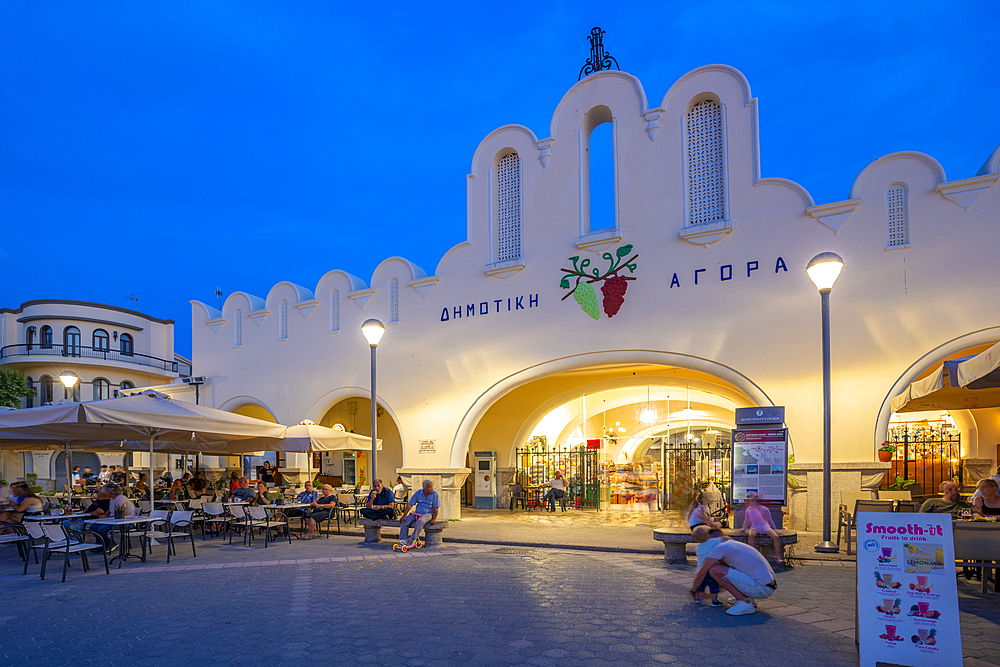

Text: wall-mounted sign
xmin=735 ymin=406 xmax=785 ymax=426
xmin=418 ymin=439 xmax=436 ymax=455
xmin=856 ymin=512 xmax=962 ymax=666
xmin=586 ymin=439 xmax=602 ymax=450
xmin=731 ymin=428 xmax=788 ymax=504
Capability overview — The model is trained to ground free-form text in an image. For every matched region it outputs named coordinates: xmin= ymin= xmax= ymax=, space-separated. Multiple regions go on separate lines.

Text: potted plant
xmin=887 ymin=475 xmax=915 ymax=491
xmin=877 ymin=442 xmax=897 ymax=462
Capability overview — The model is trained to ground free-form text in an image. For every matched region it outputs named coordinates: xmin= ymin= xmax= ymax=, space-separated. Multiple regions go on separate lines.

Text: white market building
xmin=188 ymin=64 xmax=1000 ymax=531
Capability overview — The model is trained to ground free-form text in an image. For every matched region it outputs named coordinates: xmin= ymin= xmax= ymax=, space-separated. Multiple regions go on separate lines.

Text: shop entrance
xmin=461 ymin=354 xmax=769 ymax=514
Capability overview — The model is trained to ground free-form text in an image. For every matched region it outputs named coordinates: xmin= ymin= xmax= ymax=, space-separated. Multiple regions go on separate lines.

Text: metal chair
xmin=877 ymin=490 xmax=912 ymax=502
xmin=337 ymin=494 xmax=358 ymax=526
xmin=895 ymin=500 xmax=921 ymax=513
xmin=0 ymin=522 xmax=29 ymax=567
xmin=245 ymin=506 xmax=290 ymax=547
xmin=39 ymin=523 xmax=109 ymax=582
xmin=842 ymin=499 xmax=894 ymax=555
xmin=201 ymin=502 xmax=231 ymax=540
xmin=144 ymin=510 xmax=196 ymax=563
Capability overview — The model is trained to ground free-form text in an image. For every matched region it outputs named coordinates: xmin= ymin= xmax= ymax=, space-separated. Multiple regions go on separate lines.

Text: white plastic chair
xmin=143 ymin=510 xmax=196 ymax=563
xmin=201 ymin=502 xmax=230 ymax=540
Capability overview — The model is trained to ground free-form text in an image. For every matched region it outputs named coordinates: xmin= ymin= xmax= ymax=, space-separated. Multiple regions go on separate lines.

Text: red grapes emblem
xmin=559 ymin=245 xmax=638 ymax=319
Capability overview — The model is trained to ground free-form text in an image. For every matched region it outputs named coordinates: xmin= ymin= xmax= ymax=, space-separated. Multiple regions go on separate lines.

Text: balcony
xmin=0 ymin=343 xmax=191 ymax=376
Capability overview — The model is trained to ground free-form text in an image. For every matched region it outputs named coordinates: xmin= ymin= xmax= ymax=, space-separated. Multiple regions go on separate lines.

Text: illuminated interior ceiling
xmin=469 ymin=362 xmax=755 ymax=466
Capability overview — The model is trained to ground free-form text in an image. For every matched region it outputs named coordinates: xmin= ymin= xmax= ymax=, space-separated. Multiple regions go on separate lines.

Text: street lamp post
xmin=361 ymin=319 xmax=385 ymax=486
xmin=806 ymin=252 xmax=844 ymax=554
xmin=58 ymin=371 xmax=80 ymax=506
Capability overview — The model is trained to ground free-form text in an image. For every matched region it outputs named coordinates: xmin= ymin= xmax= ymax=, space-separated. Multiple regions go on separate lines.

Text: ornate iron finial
xmin=578 ymin=27 xmax=619 ymax=80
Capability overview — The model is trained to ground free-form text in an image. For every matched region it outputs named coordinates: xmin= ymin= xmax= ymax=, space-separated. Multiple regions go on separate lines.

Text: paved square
xmin=1 ymin=536 xmax=997 ymax=666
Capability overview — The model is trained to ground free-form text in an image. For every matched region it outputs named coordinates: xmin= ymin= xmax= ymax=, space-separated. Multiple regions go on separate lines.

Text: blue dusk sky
xmin=1 ymin=1 xmax=998 ymax=358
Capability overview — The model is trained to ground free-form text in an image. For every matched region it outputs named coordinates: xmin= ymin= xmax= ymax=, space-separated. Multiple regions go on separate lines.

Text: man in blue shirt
xmin=231 ymin=477 xmax=255 ymax=502
xmin=360 ymin=479 xmax=395 ymax=521
xmin=398 ymin=480 xmax=440 ymax=547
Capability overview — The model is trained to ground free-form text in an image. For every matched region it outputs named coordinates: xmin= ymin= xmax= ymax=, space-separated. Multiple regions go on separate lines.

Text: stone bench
xmin=653 ymin=528 xmax=797 ymax=565
xmin=358 ymin=519 xmax=446 ymax=547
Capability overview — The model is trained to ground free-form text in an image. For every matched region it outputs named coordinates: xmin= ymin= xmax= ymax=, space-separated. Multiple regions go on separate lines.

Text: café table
xmin=24 ymin=513 xmax=93 ymax=522
xmin=87 ymin=516 xmax=154 ymax=568
xmin=260 ymin=503 xmax=311 ymax=539
xmin=954 ymin=519 xmax=1000 ymax=593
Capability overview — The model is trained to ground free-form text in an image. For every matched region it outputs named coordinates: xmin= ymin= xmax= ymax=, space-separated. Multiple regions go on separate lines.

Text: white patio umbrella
xmin=0 ymin=391 xmax=286 ymax=508
xmin=223 ymin=420 xmax=381 ymax=487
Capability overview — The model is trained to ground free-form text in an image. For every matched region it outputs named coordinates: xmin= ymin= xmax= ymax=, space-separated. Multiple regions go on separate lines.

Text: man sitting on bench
xmin=398 ymin=480 xmax=439 ymax=547
xmin=360 ymin=479 xmax=395 ymax=521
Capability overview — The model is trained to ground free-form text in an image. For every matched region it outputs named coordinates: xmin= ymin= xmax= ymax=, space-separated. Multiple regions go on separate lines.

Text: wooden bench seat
xmin=653 ymin=527 xmax=797 ymax=564
xmin=357 ymin=518 xmax=446 ymax=547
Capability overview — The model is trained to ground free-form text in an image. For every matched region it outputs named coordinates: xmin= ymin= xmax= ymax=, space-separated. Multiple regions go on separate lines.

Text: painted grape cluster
xmin=600 ymin=275 xmax=628 ymax=317
xmin=573 ymin=282 xmax=600 ymax=319
xmin=559 ymin=244 xmax=638 ymax=320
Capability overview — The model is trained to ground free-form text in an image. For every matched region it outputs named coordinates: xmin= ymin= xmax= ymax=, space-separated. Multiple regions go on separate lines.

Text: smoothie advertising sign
xmin=856 ymin=512 xmax=962 ymax=666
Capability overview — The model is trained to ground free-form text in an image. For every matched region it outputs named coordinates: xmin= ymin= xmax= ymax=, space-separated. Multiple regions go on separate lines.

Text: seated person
xmin=284 ymin=480 xmax=318 ymax=519
xmin=252 ymin=482 xmax=271 ymax=506
xmin=687 ymin=492 xmax=721 ymax=530
xmin=110 ymin=465 xmax=126 ymax=485
xmin=93 ymin=484 xmax=137 ymax=549
xmin=0 ymin=483 xmax=43 ymax=528
xmin=392 ymin=476 xmax=406 ymax=497
xmin=690 ymin=529 xmax=777 ymax=616
xmin=919 ymin=481 xmax=971 ymax=518
xmin=303 ymin=485 xmax=339 ymax=538
xmin=179 ymin=472 xmax=192 ymax=489
xmin=133 ymin=474 xmax=150 ymax=500
xmin=189 ymin=472 xmax=207 ymax=497
xmin=228 ymin=472 xmax=241 ymax=494
xmin=541 ymin=471 xmax=567 ymax=512
xmin=692 ymin=526 xmax=727 ymax=607
xmin=231 ymin=477 xmax=255 ymax=502
xmin=360 ymin=479 xmax=395 ymax=521
xmin=972 ymin=478 xmax=1000 ymax=518
xmin=66 ymin=489 xmax=110 ymax=535
xmin=398 ymin=480 xmax=440 ymax=547
xmin=168 ymin=479 xmax=188 ymax=501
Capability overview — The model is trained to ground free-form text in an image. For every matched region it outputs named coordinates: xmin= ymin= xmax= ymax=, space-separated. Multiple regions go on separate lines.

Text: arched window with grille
xmin=685 ymin=99 xmax=727 ymax=227
xmin=330 ymin=290 xmax=340 ymax=333
xmin=93 ymin=329 xmax=109 ymax=351
xmin=495 ymin=152 xmax=522 ymax=263
xmin=886 ymin=184 xmax=909 ymax=249
xmin=120 ymin=380 xmax=135 ymax=391
xmin=389 ymin=279 xmax=399 ymax=324
xmin=40 ymin=325 xmax=53 ymax=349
xmin=279 ymin=300 xmax=288 ymax=341
xmin=234 ymin=309 xmax=243 ymax=347
xmin=40 ymin=375 xmax=53 ymax=405
xmin=120 ymin=333 xmax=134 ymax=356
xmin=93 ymin=378 xmax=111 ymax=401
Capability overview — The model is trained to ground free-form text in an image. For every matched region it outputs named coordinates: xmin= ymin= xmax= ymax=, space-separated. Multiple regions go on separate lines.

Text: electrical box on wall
xmin=473 ymin=450 xmax=497 ymax=509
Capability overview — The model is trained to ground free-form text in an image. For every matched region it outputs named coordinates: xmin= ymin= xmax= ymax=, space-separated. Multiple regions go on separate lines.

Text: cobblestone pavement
xmin=1 ymin=532 xmax=996 ymax=666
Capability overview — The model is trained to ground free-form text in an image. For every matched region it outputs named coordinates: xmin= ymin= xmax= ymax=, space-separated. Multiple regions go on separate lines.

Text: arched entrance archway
xmin=311 ymin=395 xmax=403 ymax=487
xmin=451 ymin=350 xmax=774 ymax=468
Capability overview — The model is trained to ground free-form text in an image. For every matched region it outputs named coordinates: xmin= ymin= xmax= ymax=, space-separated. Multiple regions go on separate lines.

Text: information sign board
xmin=731 ymin=428 xmax=787 ymax=504
xmin=856 ymin=512 xmax=962 ymax=667
xmin=734 ymin=406 xmax=785 ymax=426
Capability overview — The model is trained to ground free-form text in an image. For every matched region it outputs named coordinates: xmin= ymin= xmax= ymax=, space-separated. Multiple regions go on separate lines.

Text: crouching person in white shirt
xmin=689 ymin=531 xmax=777 ymax=616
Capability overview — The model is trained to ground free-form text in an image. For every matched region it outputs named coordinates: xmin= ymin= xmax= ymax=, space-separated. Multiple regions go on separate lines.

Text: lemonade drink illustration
xmin=918 ymin=601 xmax=930 ymax=616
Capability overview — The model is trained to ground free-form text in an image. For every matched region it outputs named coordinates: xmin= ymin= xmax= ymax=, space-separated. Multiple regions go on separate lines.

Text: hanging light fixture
xmin=639 ymin=386 xmax=657 ymax=425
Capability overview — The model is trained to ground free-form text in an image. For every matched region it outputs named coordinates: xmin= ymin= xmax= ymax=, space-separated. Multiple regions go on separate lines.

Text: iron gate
xmin=515 ymin=447 xmax=600 ymax=509
xmin=661 ymin=437 xmax=732 ymax=510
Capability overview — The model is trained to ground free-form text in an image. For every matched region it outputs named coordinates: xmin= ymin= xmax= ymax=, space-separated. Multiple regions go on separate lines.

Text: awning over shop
xmin=891 ymin=341 xmax=1000 ymax=412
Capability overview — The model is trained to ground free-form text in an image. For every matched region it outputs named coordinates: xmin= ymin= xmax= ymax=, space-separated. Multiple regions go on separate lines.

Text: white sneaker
xmin=727 ymin=597 xmax=756 ymax=606
xmin=692 ymin=598 xmax=703 ymax=605
xmin=726 ymin=600 xmax=757 ymax=616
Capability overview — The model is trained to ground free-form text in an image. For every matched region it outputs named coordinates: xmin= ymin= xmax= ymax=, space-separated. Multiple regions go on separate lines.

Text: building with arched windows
xmin=0 ymin=299 xmax=191 ymax=486
xmin=186 ymin=65 xmax=1000 ymax=530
